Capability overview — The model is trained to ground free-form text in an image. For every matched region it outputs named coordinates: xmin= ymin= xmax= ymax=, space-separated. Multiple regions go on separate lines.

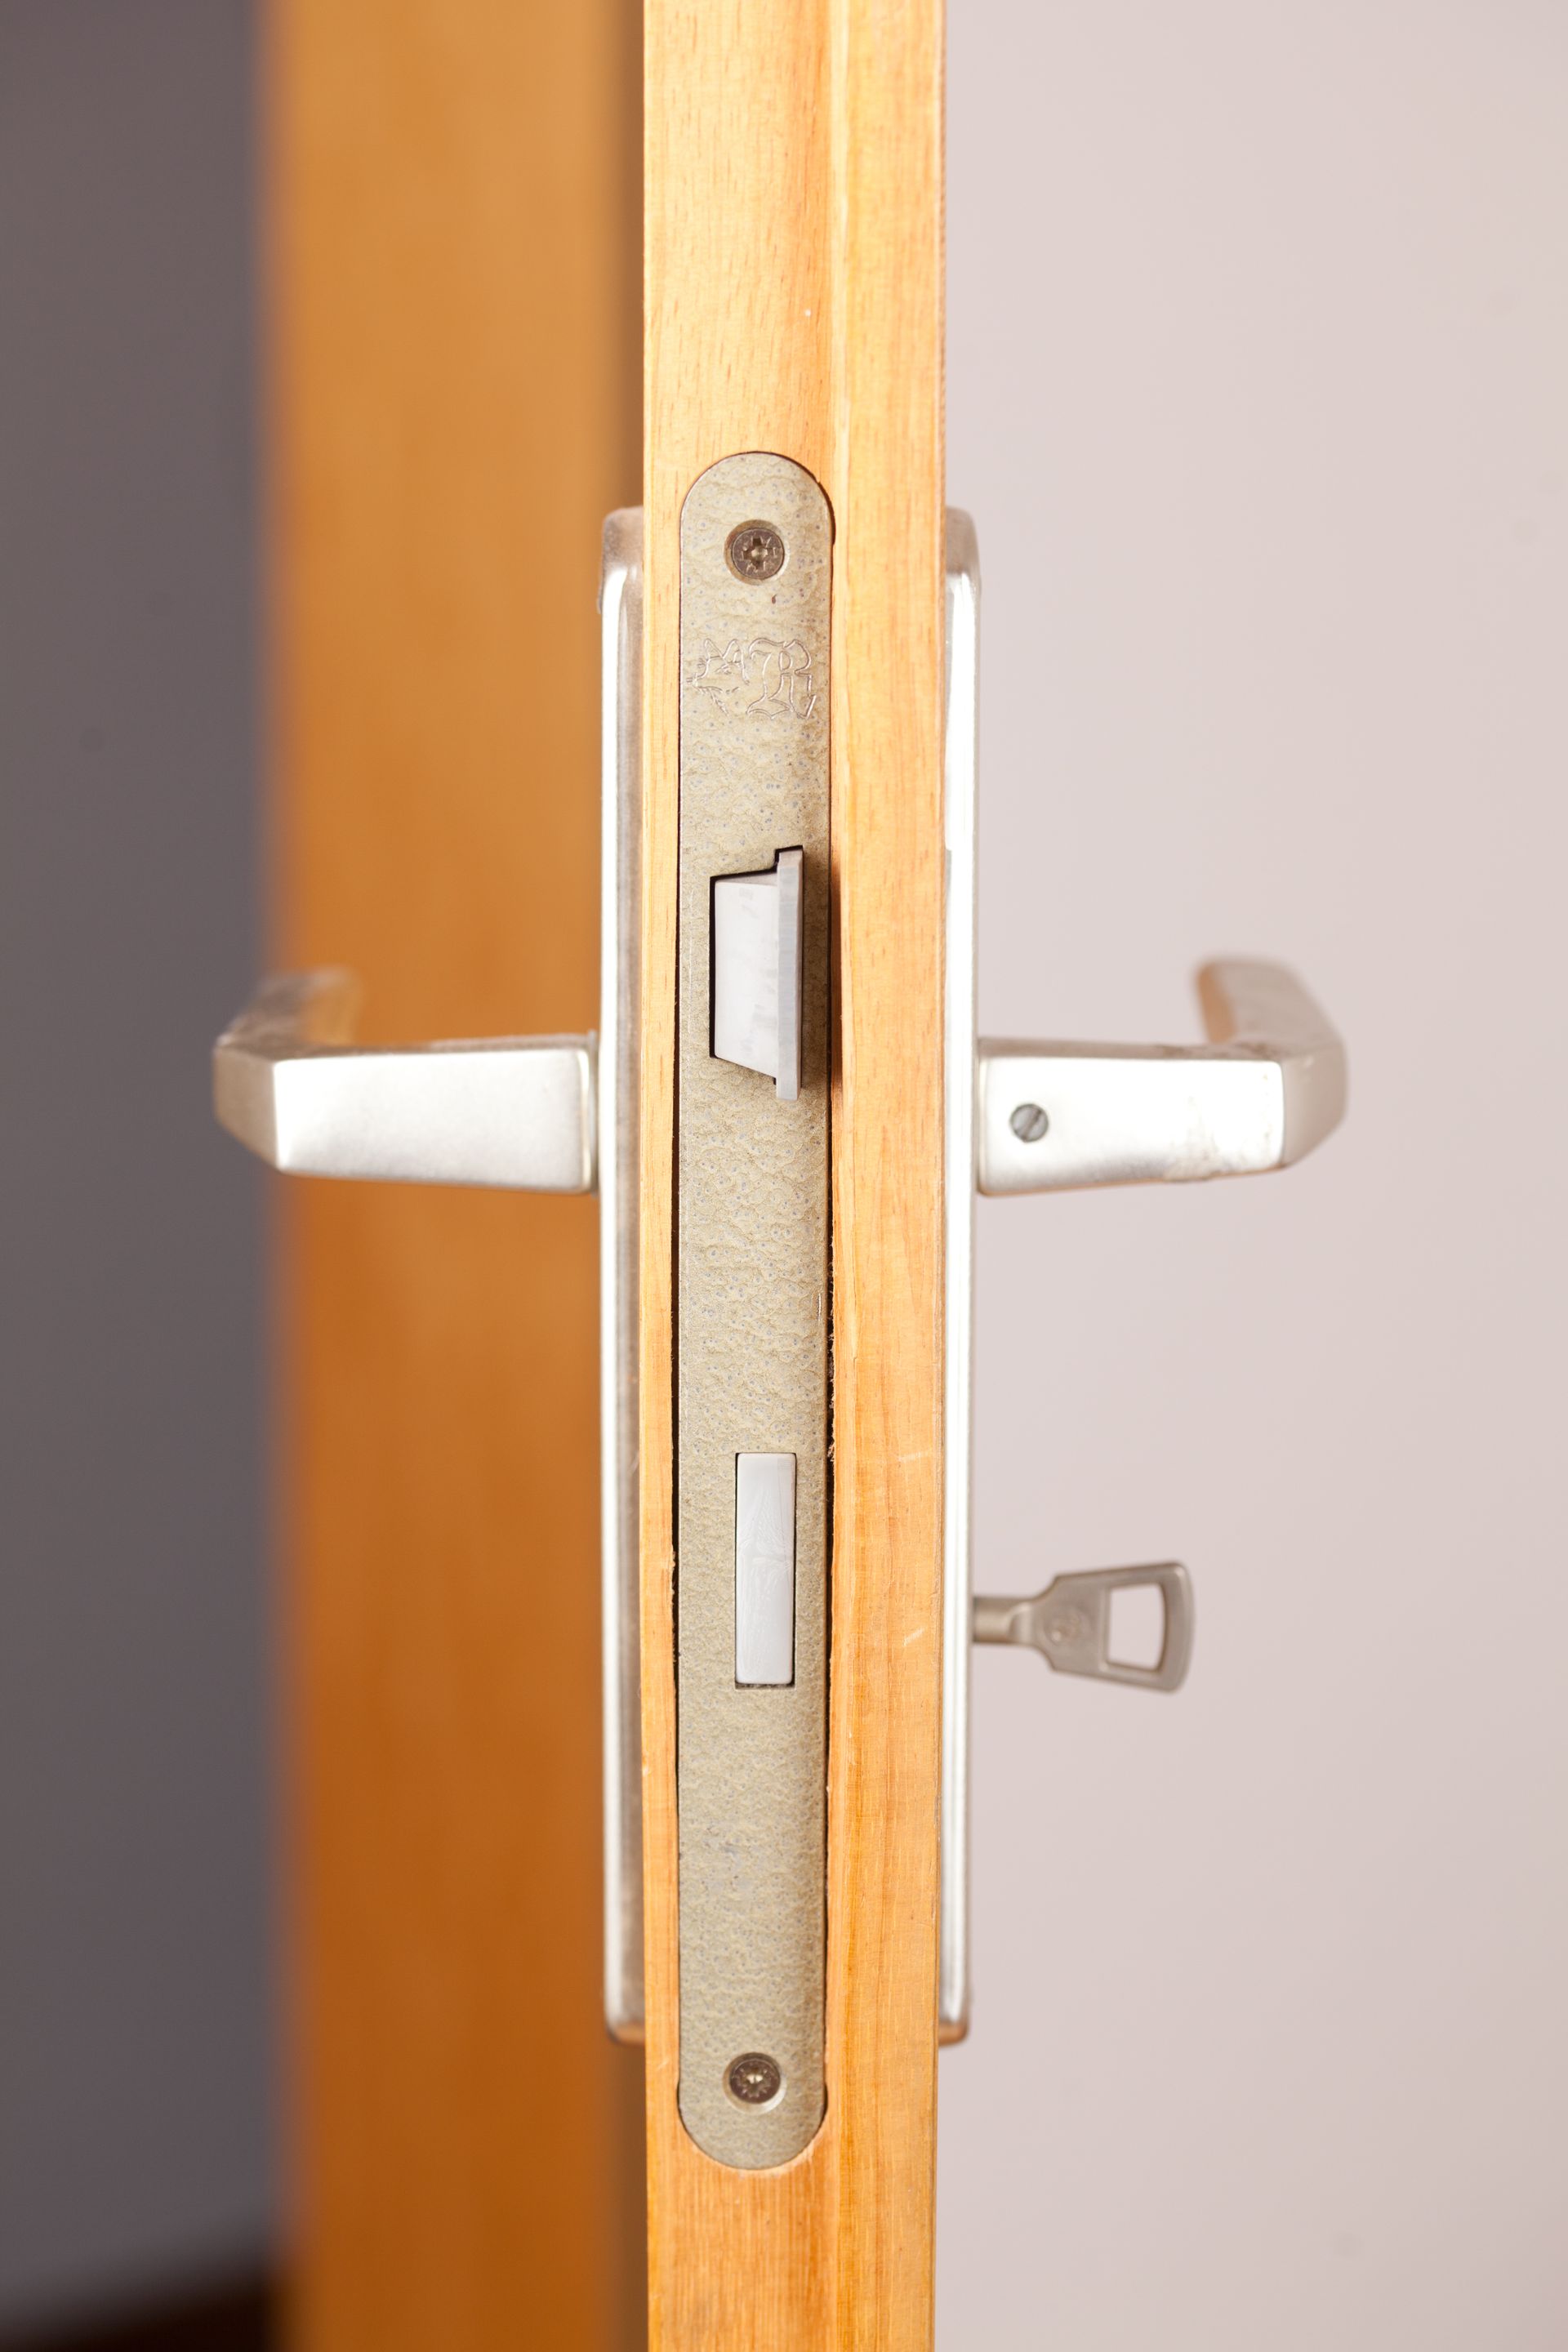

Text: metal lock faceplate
xmin=598 ymin=506 xmax=983 ymax=2061
xmin=675 ymin=454 xmax=831 ymax=2167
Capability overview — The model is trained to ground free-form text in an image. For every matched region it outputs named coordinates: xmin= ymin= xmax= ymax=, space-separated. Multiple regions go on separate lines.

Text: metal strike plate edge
xmin=940 ymin=509 xmax=979 ymax=2042
xmin=599 ymin=508 xmax=644 ymax=2047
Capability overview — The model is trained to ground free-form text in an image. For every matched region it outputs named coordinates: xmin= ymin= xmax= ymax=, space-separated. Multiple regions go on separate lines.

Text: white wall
xmin=941 ymin=5 xmax=1567 ymax=2345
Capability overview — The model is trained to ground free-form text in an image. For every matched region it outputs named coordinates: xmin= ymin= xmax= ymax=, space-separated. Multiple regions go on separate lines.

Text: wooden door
xmin=273 ymin=5 xmax=643 ymax=2345
xmin=274 ymin=2 xmax=948 ymax=2344
xmin=639 ymin=4 xmax=948 ymax=2344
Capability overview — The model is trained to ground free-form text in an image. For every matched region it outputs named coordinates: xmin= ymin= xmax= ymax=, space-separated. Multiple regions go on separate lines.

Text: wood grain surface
xmin=640 ymin=3 xmax=948 ymax=2343
xmin=271 ymin=4 xmax=643 ymax=2345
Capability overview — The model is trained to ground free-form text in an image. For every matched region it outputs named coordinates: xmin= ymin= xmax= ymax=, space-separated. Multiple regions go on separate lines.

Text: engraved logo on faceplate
xmin=690 ymin=635 xmax=817 ymax=720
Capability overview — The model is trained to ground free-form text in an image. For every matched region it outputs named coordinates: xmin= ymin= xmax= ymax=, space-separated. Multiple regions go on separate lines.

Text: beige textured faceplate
xmin=675 ymin=452 xmax=831 ymax=2167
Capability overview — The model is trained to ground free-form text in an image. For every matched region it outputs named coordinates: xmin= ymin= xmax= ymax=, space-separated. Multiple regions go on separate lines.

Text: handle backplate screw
xmin=1010 ymin=1101 xmax=1049 ymax=1143
xmin=726 ymin=521 xmax=786 ymax=582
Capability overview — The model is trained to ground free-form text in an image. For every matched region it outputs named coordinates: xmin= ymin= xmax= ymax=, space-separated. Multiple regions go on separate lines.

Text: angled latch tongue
xmin=710 ymin=845 xmax=805 ymax=1099
xmin=973 ymin=1561 xmax=1194 ymax=1693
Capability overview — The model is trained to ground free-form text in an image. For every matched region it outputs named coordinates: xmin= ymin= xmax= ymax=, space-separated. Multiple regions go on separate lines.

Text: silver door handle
xmin=212 ymin=969 xmax=596 ymax=1192
xmin=977 ymin=958 xmax=1346 ymax=1196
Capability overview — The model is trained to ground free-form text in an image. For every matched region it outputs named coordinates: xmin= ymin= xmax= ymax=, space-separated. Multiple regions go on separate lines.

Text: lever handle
xmin=978 ymin=957 xmax=1345 ymax=1195
xmin=973 ymin=1562 xmax=1193 ymax=1693
xmin=212 ymin=970 xmax=596 ymax=1192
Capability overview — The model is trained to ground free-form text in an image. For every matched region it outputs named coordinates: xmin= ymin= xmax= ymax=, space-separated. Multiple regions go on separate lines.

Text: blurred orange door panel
xmin=271 ymin=5 xmax=642 ymax=2345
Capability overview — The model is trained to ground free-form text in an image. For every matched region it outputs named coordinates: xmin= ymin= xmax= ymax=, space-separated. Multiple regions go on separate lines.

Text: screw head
xmin=726 ymin=521 xmax=786 ymax=583
xmin=1010 ymin=1101 xmax=1049 ymax=1143
xmin=725 ymin=2051 xmax=783 ymax=2108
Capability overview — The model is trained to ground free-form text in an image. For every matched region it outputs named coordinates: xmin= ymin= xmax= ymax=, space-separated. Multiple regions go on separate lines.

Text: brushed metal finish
xmin=675 ymin=452 xmax=831 ymax=2168
xmin=599 ymin=508 xmax=645 ymax=2043
xmin=978 ymin=959 xmax=1346 ymax=1196
xmin=212 ymin=972 xmax=595 ymax=1191
xmin=973 ymin=1562 xmax=1194 ymax=1694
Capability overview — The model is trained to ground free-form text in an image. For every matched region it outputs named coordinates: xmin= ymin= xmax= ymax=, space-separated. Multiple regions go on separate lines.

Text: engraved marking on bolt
xmin=726 ymin=520 xmax=786 ymax=582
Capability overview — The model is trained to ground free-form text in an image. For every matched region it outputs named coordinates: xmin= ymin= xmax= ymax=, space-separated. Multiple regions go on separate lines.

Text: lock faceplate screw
xmin=1010 ymin=1101 xmax=1049 ymax=1143
xmin=726 ymin=521 xmax=786 ymax=582
xmin=725 ymin=2051 xmax=783 ymax=2107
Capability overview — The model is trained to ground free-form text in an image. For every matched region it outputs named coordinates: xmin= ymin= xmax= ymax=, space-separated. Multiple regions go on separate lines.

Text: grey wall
xmin=0 ymin=2 xmax=270 ymax=2330
xmin=942 ymin=4 xmax=1567 ymax=2346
